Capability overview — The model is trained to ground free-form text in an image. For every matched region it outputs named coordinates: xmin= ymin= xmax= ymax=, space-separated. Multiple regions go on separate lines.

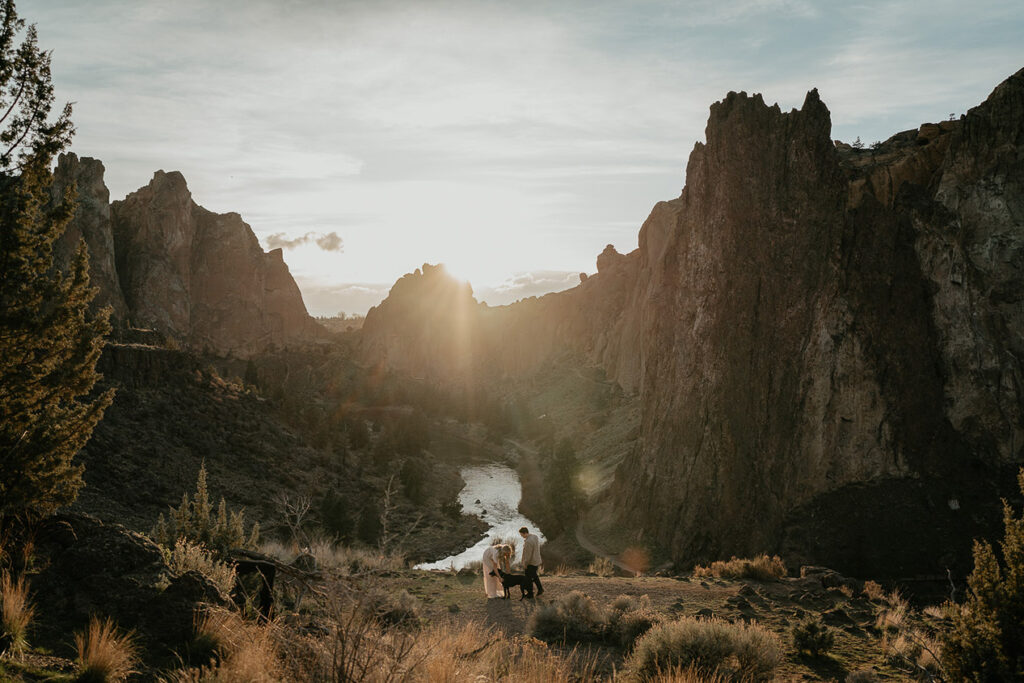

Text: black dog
xmin=496 ymin=569 xmax=531 ymax=600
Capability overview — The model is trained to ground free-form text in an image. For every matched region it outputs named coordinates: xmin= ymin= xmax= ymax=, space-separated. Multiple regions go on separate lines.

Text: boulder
xmin=31 ymin=513 xmax=229 ymax=659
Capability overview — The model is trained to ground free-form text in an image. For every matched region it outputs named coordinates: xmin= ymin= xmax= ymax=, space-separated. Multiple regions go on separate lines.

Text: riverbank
xmin=416 ymin=463 xmax=545 ymax=570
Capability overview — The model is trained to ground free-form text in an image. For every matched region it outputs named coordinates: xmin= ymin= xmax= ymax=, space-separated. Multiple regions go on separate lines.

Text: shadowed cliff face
xmin=360 ymin=68 xmax=1024 ymax=576
xmin=51 ymin=154 xmax=128 ymax=319
xmin=50 ymin=157 xmax=324 ymax=356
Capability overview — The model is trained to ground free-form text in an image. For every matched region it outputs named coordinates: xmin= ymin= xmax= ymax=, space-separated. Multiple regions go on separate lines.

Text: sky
xmin=22 ymin=0 xmax=1024 ymax=315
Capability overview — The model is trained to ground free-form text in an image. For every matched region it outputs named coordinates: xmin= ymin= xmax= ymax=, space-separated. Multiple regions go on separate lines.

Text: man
xmin=519 ymin=526 xmax=543 ymax=598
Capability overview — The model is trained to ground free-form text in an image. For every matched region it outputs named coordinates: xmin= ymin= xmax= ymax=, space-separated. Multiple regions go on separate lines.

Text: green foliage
xmin=629 ymin=617 xmax=782 ymax=682
xmin=941 ymin=468 xmax=1024 ymax=682
xmin=318 ymin=491 xmax=355 ymax=543
xmin=0 ymin=0 xmax=111 ymax=521
xmin=390 ymin=411 xmax=430 ymax=456
xmin=791 ymin=615 xmax=835 ymax=657
xmin=356 ymin=500 xmax=382 ymax=546
xmin=399 ymin=457 xmax=428 ymax=505
xmin=346 ymin=418 xmax=370 ymax=450
xmin=440 ymin=498 xmax=463 ymax=521
xmin=152 ymin=464 xmax=259 ymax=557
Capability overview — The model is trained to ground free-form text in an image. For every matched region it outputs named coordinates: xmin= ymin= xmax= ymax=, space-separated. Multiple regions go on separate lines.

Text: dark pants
xmin=525 ymin=564 xmax=543 ymax=596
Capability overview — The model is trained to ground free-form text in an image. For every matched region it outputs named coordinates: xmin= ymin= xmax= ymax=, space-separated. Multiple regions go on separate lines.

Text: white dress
xmin=482 ymin=546 xmax=502 ymax=598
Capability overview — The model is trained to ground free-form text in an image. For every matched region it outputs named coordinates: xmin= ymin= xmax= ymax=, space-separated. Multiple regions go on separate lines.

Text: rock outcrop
xmin=360 ymin=68 xmax=1024 ymax=577
xmin=112 ymin=170 xmax=324 ymax=355
xmin=51 ymin=154 xmax=128 ymax=320
xmin=49 ymin=154 xmax=323 ymax=356
xmin=32 ymin=513 xmax=228 ymax=660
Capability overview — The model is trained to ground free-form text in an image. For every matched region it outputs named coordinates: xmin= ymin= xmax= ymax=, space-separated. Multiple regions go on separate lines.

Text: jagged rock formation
xmin=361 ymin=68 xmax=1024 ymax=576
xmin=51 ymin=154 xmax=128 ymax=319
xmin=50 ymin=154 xmax=323 ymax=356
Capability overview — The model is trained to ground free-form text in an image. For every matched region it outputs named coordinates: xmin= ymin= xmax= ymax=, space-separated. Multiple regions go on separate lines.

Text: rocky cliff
xmin=50 ymin=154 xmax=323 ymax=356
xmin=51 ymin=154 xmax=128 ymax=320
xmin=361 ymin=67 xmax=1024 ymax=576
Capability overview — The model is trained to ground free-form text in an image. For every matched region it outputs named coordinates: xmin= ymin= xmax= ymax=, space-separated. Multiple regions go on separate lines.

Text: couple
xmin=482 ymin=526 xmax=543 ymax=599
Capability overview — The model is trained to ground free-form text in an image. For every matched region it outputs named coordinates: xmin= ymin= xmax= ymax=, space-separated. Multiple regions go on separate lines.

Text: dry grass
xmin=0 ymin=572 xmax=34 ymax=658
xmin=646 ymin=663 xmax=731 ymax=682
xmin=163 ymin=538 xmax=236 ymax=595
xmin=875 ymin=590 xmax=947 ymax=680
xmin=861 ymin=580 xmax=885 ymax=601
xmin=692 ymin=555 xmax=786 ymax=581
xmin=167 ymin=608 xmax=278 ymax=682
xmin=260 ymin=539 xmax=405 ymax=574
xmin=411 ymin=622 xmax=599 ymax=683
xmin=74 ymin=616 xmax=138 ymax=683
xmin=875 ymin=591 xmax=909 ymax=633
xmin=589 ymin=556 xmax=615 ymax=577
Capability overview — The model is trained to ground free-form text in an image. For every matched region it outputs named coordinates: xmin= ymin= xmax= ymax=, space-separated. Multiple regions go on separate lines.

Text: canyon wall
xmin=361 ymin=68 xmax=1024 ymax=575
xmin=51 ymin=155 xmax=323 ymax=356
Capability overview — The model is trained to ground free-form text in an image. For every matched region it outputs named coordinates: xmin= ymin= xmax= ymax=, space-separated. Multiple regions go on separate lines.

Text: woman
xmin=482 ymin=543 xmax=510 ymax=598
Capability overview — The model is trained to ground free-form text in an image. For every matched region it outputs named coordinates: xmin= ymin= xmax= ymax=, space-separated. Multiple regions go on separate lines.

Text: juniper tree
xmin=152 ymin=464 xmax=259 ymax=556
xmin=0 ymin=0 xmax=111 ymax=520
xmin=942 ymin=468 xmax=1024 ymax=681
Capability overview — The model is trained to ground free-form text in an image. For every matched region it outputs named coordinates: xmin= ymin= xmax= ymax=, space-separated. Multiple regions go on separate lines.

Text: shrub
xmin=608 ymin=609 xmax=657 ymax=650
xmin=74 ymin=616 xmax=138 ymax=683
xmin=528 ymin=591 xmax=607 ymax=643
xmin=876 ymin=590 xmax=946 ymax=680
xmin=162 ymin=538 xmax=237 ymax=596
xmin=610 ymin=594 xmax=652 ymax=614
xmin=628 ymin=617 xmax=781 ymax=682
xmin=791 ymin=615 xmax=835 ymax=657
xmin=862 ymin=580 xmax=885 ymax=601
xmin=588 ymin=556 xmax=615 ymax=577
xmin=170 ymin=609 xmax=278 ymax=682
xmin=693 ymin=555 xmax=787 ymax=581
xmin=0 ymin=571 xmax=34 ymax=657
xmin=364 ymin=588 xmax=420 ymax=628
xmin=732 ymin=621 xmax=784 ymax=681
xmin=942 ymin=469 xmax=1024 ymax=682
xmin=152 ymin=464 xmax=259 ymax=556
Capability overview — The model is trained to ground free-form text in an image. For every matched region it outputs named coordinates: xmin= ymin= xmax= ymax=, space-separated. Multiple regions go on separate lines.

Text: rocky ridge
xmin=360 ymin=68 xmax=1024 ymax=576
xmin=51 ymin=155 xmax=323 ymax=356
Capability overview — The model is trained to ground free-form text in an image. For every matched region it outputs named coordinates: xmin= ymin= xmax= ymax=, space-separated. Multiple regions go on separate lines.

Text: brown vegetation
xmin=692 ymin=555 xmax=787 ymax=581
xmin=73 ymin=616 xmax=138 ymax=683
xmin=0 ymin=572 xmax=34 ymax=657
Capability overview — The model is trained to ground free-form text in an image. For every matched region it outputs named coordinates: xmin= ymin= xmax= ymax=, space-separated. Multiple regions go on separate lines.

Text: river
xmin=415 ymin=463 xmax=545 ymax=570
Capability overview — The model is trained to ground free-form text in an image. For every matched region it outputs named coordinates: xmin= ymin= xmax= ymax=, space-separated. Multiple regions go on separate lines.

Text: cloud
xmin=265 ymin=231 xmax=344 ymax=252
xmin=315 ymin=232 xmax=343 ymax=252
xmin=476 ymin=270 xmax=582 ymax=306
xmin=32 ymin=0 xmax=1024 ymax=291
